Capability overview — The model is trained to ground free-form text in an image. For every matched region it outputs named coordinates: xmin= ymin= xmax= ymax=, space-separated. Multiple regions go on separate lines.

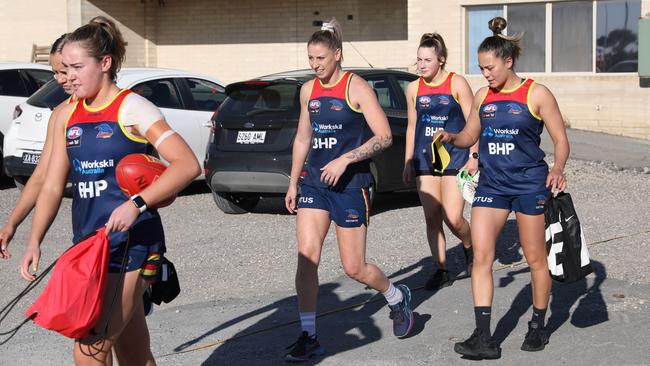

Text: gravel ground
xmin=0 ymin=157 xmax=648 ymax=314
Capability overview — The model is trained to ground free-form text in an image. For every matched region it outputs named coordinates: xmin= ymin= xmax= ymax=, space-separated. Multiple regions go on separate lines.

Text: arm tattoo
xmin=346 ymin=135 xmax=392 ymax=162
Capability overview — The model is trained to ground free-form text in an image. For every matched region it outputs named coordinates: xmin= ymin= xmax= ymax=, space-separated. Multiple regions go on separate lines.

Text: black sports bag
xmin=545 ymin=192 xmax=593 ymax=283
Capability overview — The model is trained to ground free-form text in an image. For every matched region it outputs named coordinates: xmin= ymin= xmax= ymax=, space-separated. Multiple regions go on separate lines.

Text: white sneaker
xmin=456 ymin=168 xmax=480 ymax=204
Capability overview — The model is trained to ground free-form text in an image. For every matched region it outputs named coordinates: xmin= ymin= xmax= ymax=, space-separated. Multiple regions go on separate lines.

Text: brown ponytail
xmin=479 ymin=17 xmax=523 ymax=67
xmin=64 ymin=16 xmax=126 ymax=81
xmin=418 ymin=32 xmax=448 ymax=69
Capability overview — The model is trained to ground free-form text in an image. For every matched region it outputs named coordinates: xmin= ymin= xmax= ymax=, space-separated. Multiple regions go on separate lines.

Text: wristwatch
xmin=470 ymin=152 xmax=479 ymax=159
xmin=130 ymin=195 xmax=147 ymax=214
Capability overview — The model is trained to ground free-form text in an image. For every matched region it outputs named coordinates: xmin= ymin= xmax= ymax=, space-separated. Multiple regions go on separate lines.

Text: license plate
xmin=236 ymin=131 xmax=266 ymax=144
xmin=22 ymin=152 xmax=41 ymax=165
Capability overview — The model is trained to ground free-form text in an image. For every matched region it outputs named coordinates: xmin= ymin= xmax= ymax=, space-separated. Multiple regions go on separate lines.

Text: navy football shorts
xmin=298 ymin=184 xmax=371 ymax=228
xmin=471 ymin=189 xmax=550 ymax=215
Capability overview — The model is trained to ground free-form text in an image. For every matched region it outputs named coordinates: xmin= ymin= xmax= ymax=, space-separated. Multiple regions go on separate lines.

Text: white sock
xmin=299 ymin=312 xmax=316 ymax=336
xmin=382 ymin=283 xmax=404 ymax=307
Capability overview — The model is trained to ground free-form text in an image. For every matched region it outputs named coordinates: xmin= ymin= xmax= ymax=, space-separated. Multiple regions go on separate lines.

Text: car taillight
xmin=13 ymin=105 xmax=22 ymax=120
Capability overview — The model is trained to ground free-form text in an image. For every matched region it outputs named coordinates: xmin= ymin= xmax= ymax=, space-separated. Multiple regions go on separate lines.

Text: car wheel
xmin=14 ymin=176 xmax=28 ymax=191
xmin=211 ymin=191 xmax=260 ymax=214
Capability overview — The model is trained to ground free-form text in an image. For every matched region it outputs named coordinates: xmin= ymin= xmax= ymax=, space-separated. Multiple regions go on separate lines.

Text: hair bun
xmin=488 ymin=17 xmax=507 ymax=35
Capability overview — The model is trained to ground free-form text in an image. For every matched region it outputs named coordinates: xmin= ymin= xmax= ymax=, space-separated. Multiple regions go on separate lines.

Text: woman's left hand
xmin=105 ymin=200 xmax=140 ymax=233
xmin=320 ymin=157 xmax=349 ymax=187
xmin=546 ymin=167 xmax=567 ymax=192
xmin=463 ymin=156 xmax=479 ymax=176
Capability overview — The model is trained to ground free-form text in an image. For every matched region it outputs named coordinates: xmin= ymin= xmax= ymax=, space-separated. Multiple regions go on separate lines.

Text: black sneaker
xmin=284 ymin=331 xmax=325 ymax=362
xmin=425 ymin=268 xmax=451 ymax=290
xmin=521 ymin=321 xmax=549 ymax=351
xmin=454 ymin=328 xmax=501 ymax=360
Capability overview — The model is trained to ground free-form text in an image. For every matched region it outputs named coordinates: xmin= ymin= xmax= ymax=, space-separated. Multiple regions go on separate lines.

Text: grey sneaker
xmin=388 ymin=284 xmax=414 ymax=338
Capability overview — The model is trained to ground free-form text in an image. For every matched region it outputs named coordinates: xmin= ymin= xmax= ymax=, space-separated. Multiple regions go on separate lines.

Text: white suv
xmin=0 ymin=62 xmax=53 ymax=177
xmin=3 ymin=68 xmax=225 ymax=187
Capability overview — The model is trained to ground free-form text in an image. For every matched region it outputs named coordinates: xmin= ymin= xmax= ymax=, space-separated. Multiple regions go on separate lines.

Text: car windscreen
xmin=26 ymin=79 xmax=69 ymax=109
xmin=220 ymin=81 xmax=300 ymax=118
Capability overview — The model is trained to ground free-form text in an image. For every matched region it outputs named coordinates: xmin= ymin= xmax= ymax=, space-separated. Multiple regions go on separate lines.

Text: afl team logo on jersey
xmin=95 ymin=123 xmax=114 ymax=139
xmin=329 ymin=99 xmax=344 ymax=111
xmin=309 ymin=100 xmax=321 ymax=114
xmin=66 ymin=126 xmax=83 ymax=147
xmin=438 ymin=95 xmax=450 ymax=105
xmin=507 ymin=103 xmax=523 ymax=115
xmin=482 ymin=104 xmax=497 ymax=119
xmin=418 ymin=96 xmax=431 ymax=109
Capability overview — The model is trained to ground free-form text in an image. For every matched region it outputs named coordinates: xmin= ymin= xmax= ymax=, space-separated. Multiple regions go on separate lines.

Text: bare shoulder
xmin=300 ymin=79 xmax=315 ymax=102
xmin=349 ymin=73 xmax=373 ymax=94
xmin=530 ymin=82 xmax=556 ymax=103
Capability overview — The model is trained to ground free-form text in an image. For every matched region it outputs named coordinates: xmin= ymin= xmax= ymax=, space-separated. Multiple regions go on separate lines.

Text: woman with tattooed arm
xmin=283 ymin=19 xmax=414 ymax=362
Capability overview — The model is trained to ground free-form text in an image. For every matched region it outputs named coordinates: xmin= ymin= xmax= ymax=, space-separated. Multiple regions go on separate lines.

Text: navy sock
xmin=531 ymin=307 xmax=547 ymax=328
xmin=474 ymin=306 xmax=492 ymax=334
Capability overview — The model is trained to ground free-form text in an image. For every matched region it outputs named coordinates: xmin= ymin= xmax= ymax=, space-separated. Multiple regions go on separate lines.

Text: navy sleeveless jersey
xmin=304 ymin=72 xmax=372 ymax=189
xmin=477 ymin=79 xmax=548 ymax=195
xmin=413 ymin=72 xmax=468 ymax=172
xmin=65 ymin=89 xmax=164 ymax=246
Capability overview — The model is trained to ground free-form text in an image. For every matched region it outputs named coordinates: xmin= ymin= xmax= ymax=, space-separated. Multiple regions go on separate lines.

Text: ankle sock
xmin=299 ymin=312 xmax=316 ymax=336
xmin=383 ymin=283 xmax=404 ymax=307
xmin=475 ymin=306 xmax=492 ymax=334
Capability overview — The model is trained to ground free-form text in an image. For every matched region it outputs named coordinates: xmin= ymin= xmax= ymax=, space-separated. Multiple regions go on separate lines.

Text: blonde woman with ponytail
xmin=284 ymin=19 xmax=414 ymax=361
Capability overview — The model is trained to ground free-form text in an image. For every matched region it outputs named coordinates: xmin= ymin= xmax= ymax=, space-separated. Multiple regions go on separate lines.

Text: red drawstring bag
xmin=25 ymin=228 xmax=110 ymax=339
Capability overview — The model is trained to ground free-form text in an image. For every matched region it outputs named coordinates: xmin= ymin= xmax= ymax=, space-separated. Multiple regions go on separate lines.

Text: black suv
xmin=204 ymin=68 xmax=417 ymax=214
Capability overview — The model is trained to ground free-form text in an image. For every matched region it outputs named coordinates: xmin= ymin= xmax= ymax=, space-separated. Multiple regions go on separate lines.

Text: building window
xmin=553 ymin=1 xmax=593 ymax=72
xmin=508 ymin=3 xmax=546 ymax=72
xmin=466 ymin=6 xmax=503 ymax=75
xmin=465 ymin=0 xmax=641 ymax=74
xmin=596 ymin=0 xmax=641 ymax=72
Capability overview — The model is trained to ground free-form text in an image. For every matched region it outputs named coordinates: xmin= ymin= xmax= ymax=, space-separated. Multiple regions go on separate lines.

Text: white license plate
xmin=22 ymin=152 xmax=41 ymax=165
xmin=236 ymin=131 xmax=266 ymax=144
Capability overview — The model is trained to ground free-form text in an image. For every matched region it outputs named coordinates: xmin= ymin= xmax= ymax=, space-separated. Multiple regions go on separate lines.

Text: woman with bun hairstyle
xmin=437 ymin=17 xmax=569 ymax=359
xmin=284 ymin=19 xmax=414 ymax=362
xmin=403 ymin=33 xmax=477 ymax=290
xmin=0 ymin=33 xmax=72 ymax=259
xmin=19 ymin=16 xmax=199 ymax=365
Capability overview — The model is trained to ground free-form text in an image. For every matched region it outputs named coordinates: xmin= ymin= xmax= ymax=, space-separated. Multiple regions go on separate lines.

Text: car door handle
xmin=201 ymin=121 xmax=212 ymax=127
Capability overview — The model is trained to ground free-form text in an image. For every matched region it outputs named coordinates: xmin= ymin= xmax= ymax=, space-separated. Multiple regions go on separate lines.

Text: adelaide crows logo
xmin=95 ymin=123 xmax=114 ymax=138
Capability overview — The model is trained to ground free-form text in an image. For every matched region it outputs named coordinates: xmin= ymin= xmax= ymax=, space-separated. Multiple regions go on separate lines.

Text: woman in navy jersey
xmin=438 ymin=17 xmax=569 ymax=359
xmin=19 ymin=17 xmax=199 ymax=365
xmin=0 ymin=33 xmax=72 ymax=259
xmin=284 ymin=19 xmax=414 ymax=362
xmin=403 ymin=33 xmax=477 ymax=290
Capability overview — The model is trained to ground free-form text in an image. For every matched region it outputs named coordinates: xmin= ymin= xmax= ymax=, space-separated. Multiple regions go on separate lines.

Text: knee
xmin=342 ymin=262 xmax=365 ymax=281
xmin=472 ymin=248 xmax=493 ymax=268
xmin=525 ymin=253 xmax=548 ymax=271
xmin=446 ymin=217 xmax=466 ymax=233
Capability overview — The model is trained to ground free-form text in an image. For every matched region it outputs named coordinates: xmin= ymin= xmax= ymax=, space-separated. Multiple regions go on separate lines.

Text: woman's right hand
xmin=0 ymin=224 xmax=16 ymax=259
xmin=285 ymin=184 xmax=298 ymax=214
xmin=20 ymin=243 xmax=41 ymax=281
xmin=402 ymin=161 xmax=414 ymax=185
xmin=434 ymin=130 xmax=455 ymax=144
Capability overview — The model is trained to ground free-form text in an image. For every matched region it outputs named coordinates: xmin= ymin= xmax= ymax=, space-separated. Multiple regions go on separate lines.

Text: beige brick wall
xmin=0 ymin=0 xmax=67 ymax=62
xmin=80 ymin=0 xmax=150 ymax=68
xmin=153 ymin=0 xmax=410 ymax=83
